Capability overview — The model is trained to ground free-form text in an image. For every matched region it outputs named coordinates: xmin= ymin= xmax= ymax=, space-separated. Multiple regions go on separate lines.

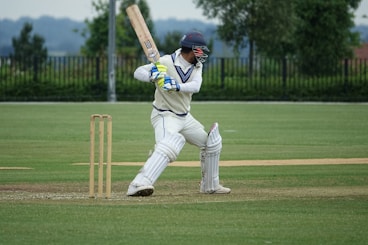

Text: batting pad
xmin=206 ymin=123 xmax=222 ymax=154
xmin=155 ymin=133 xmax=186 ymax=162
xmin=201 ymin=123 xmax=222 ymax=192
xmin=129 ymin=133 xmax=186 ymax=187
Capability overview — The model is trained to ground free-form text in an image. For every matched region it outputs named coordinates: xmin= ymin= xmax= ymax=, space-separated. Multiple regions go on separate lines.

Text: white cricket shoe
xmin=127 ymin=185 xmax=154 ymax=197
xmin=200 ymin=184 xmax=231 ymax=194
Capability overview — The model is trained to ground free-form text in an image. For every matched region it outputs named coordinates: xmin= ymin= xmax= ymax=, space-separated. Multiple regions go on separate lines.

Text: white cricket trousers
xmin=150 ymin=108 xmax=208 ymax=150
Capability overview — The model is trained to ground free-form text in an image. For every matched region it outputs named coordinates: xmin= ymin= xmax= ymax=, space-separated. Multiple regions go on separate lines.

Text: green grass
xmin=0 ymin=102 xmax=368 ymax=244
xmin=1 ymin=102 xmax=368 ymax=164
xmin=2 ymin=198 xmax=367 ymax=245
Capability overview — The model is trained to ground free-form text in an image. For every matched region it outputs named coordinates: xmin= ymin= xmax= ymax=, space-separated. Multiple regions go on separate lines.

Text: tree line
xmin=9 ymin=0 xmax=364 ymax=76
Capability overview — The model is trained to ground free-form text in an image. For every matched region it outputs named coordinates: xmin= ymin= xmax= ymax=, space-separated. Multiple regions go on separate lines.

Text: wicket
xmin=89 ymin=114 xmax=112 ymax=199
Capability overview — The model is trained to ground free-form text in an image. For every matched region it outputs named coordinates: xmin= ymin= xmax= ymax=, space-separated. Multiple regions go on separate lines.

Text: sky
xmin=0 ymin=0 xmax=367 ymax=25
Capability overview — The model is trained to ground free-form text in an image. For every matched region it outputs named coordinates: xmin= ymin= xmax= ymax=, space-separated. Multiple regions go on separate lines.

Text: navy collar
xmin=171 ymin=52 xmax=194 ymax=83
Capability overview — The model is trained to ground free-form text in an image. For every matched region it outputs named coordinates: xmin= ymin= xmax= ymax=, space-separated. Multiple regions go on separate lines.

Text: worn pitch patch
xmin=73 ymin=158 xmax=368 ymax=167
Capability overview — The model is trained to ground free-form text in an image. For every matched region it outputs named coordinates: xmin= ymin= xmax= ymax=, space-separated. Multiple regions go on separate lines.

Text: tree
xmin=294 ymin=0 xmax=361 ymax=75
xmin=193 ymin=0 xmax=296 ymax=58
xmin=117 ymin=0 xmax=156 ymax=57
xmin=157 ymin=31 xmax=183 ymax=55
xmin=11 ymin=22 xmax=48 ymax=69
xmin=80 ymin=0 xmax=110 ymax=56
xmin=80 ymin=0 xmax=155 ymax=57
xmin=246 ymin=0 xmax=297 ymax=58
xmin=193 ymin=0 xmax=296 ymax=77
xmin=194 ymin=0 xmax=362 ymax=76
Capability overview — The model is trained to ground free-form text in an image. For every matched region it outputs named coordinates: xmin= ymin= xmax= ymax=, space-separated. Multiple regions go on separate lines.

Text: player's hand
xmin=150 ymin=63 xmax=167 ymax=82
xmin=162 ymin=75 xmax=180 ymax=92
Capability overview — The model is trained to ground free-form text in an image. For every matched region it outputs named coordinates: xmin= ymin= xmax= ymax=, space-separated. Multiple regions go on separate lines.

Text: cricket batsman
xmin=127 ymin=31 xmax=231 ymax=196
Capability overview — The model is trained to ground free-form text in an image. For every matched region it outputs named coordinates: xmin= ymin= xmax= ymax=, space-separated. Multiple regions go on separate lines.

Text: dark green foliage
xmin=11 ymin=22 xmax=48 ymax=70
xmin=0 ymin=56 xmax=367 ymax=102
xmin=118 ymin=0 xmax=156 ymax=57
xmin=194 ymin=0 xmax=362 ymax=77
xmin=79 ymin=0 xmax=155 ymax=57
xmin=157 ymin=31 xmax=183 ymax=55
xmin=81 ymin=0 xmax=110 ymax=56
xmin=295 ymin=0 xmax=361 ymax=75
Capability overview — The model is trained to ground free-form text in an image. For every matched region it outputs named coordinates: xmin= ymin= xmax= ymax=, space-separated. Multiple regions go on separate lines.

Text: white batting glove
xmin=162 ymin=75 xmax=180 ymax=91
xmin=150 ymin=64 xmax=167 ymax=82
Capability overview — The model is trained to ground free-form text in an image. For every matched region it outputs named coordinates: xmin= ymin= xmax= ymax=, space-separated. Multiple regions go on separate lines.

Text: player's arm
xmin=178 ymin=73 xmax=202 ymax=93
xmin=163 ymin=72 xmax=203 ymax=93
xmin=134 ymin=64 xmax=151 ymax=82
xmin=134 ymin=63 xmax=167 ymax=83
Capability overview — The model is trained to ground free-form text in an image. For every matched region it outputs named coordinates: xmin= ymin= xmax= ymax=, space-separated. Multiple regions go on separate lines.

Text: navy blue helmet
xmin=180 ymin=31 xmax=210 ymax=63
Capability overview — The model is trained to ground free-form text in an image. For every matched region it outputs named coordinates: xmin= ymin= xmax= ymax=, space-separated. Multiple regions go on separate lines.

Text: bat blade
xmin=126 ymin=4 xmax=160 ymax=63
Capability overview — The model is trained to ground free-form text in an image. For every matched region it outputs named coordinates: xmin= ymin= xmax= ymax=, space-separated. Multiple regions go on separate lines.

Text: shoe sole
xmin=200 ymin=191 xmax=231 ymax=194
xmin=128 ymin=188 xmax=154 ymax=197
xmin=213 ymin=190 xmax=231 ymax=194
xmin=200 ymin=188 xmax=231 ymax=194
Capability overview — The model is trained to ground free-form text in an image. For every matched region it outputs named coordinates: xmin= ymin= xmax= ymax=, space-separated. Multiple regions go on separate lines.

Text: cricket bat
xmin=126 ymin=4 xmax=160 ymax=63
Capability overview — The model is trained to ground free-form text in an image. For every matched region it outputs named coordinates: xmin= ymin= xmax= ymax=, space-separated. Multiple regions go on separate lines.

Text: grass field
xmin=1 ymin=102 xmax=368 ymax=244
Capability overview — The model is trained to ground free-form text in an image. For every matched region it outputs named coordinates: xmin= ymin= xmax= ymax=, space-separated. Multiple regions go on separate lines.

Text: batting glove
xmin=150 ymin=63 xmax=167 ymax=82
xmin=162 ymin=75 xmax=180 ymax=92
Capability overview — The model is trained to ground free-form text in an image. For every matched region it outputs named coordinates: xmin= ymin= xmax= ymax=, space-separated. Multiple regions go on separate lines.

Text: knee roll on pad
xmin=206 ymin=122 xmax=222 ymax=154
xmin=155 ymin=133 xmax=186 ymax=162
